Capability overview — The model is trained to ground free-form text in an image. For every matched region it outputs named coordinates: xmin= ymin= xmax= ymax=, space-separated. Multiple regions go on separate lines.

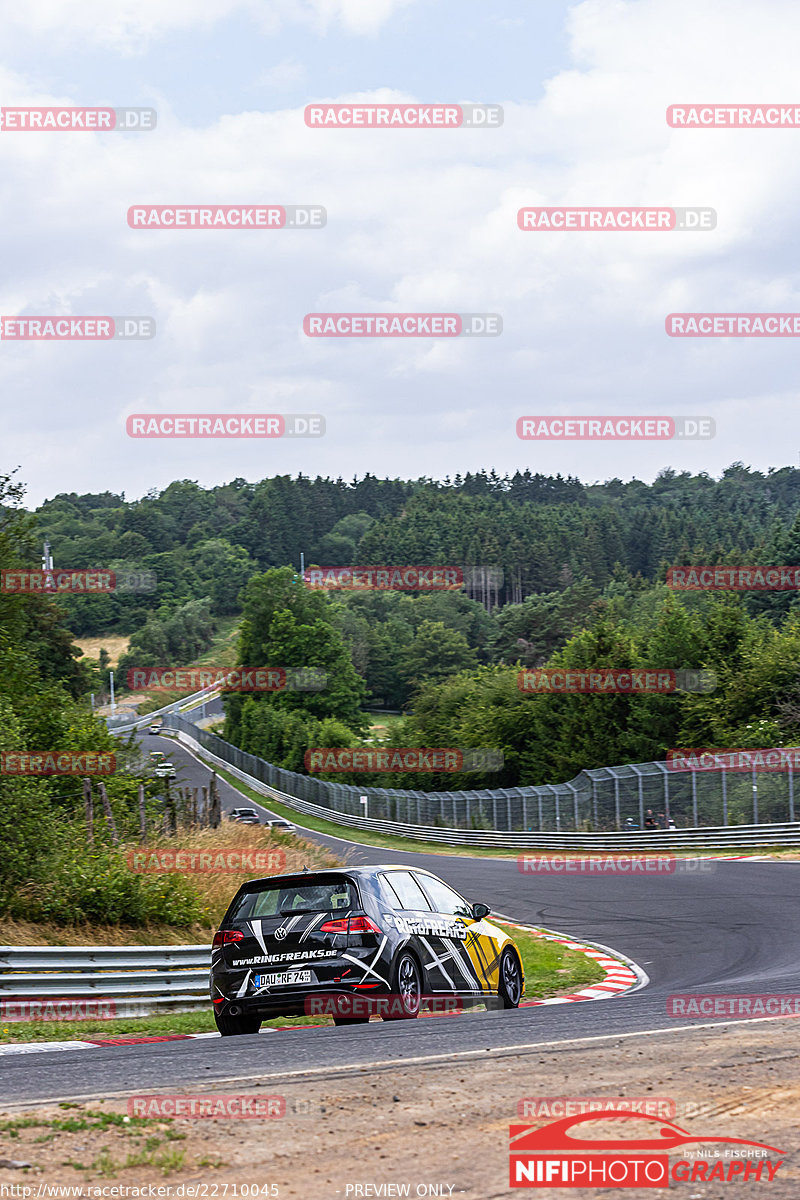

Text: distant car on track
xmin=228 ymin=807 xmax=261 ymax=824
xmin=148 ymin=723 xmax=161 ymax=735
xmin=210 ymin=864 xmax=524 ymax=1036
xmin=263 ymin=818 xmax=296 ymax=834
xmin=153 ymin=761 xmax=175 ymax=778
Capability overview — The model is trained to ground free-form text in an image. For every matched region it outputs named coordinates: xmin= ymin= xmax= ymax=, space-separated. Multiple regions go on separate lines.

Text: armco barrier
xmin=0 ymin=945 xmax=209 ymax=1015
xmin=105 ymin=685 xmax=219 ymax=734
xmin=168 ymin=724 xmax=800 ymax=850
xmin=162 ymin=714 xmax=800 ymax=833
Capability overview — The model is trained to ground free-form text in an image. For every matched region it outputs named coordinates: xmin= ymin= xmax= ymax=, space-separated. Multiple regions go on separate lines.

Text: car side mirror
xmin=471 ymin=902 xmax=490 ymax=921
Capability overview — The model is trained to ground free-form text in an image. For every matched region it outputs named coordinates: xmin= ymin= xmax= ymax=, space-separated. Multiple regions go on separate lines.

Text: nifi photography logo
xmin=509 ymin=1110 xmax=785 ymax=1188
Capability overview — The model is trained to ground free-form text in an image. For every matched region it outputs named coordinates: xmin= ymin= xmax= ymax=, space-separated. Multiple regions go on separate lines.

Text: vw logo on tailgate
xmin=274 ymin=926 xmax=287 ymax=941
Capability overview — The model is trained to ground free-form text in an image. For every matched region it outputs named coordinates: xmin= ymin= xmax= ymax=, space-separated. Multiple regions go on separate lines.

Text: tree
xmin=225 ymin=568 xmax=368 ymax=742
xmin=189 ymin=538 xmax=257 ymax=614
xmin=401 ymin=621 xmax=478 ymax=692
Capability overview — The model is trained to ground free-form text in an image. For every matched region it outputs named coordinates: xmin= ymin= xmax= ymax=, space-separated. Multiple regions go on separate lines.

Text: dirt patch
xmin=73 ymin=637 xmax=130 ymax=667
xmin=0 ymin=1020 xmax=797 ymax=1197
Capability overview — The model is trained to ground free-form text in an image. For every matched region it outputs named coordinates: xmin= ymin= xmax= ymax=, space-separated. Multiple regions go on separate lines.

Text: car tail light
xmin=348 ymin=916 xmax=382 ymax=935
xmin=212 ymin=930 xmax=244 ymax=947
xmin=319 ymin=916 xmax=382 ymax=935
xmin=319 ymin=917 xmax=349 ymax=933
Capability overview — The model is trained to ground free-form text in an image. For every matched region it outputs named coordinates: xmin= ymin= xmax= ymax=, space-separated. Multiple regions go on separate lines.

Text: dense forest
xmin=32 ymin=462 xmax=800 ymax=636
xmin=9 ymin=461 xmax=800 ymax=796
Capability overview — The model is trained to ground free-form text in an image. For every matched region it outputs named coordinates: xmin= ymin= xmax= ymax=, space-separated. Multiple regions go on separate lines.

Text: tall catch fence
xmin=164 ymin=714 xmax=798 ymax=833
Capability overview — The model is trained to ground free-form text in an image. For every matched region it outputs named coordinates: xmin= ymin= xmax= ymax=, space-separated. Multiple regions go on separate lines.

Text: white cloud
xmin=5 ymin=0 xmax=800 ymax=501
xmin=4 ymin=0 xmax=417 ymax=51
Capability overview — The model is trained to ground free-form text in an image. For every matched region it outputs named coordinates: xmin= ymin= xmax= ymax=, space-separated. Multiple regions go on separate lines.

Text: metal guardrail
xmin=163 ymin=712 xmax=800 ymax=834
xmin=104 ymin=686 xmax=219 ymax=734
xmin=170 ymin=727 xmax=800 ymax=850
xmin=0 ymin=945 xmax=211 ymax=1014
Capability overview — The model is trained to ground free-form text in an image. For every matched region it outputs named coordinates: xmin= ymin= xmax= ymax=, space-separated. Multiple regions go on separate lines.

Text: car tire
xmin=383 ymin=951 xmax=422 ymax=1020
xmin=498 ymin=947 xmax=523 ymax=1009
xmin=214 ymin=1009 xmax=262 ymax=1036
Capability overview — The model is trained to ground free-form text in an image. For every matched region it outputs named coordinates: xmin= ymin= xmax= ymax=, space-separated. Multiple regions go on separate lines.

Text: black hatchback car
xmin=210 ymin=865 xmax=524 ymax=1034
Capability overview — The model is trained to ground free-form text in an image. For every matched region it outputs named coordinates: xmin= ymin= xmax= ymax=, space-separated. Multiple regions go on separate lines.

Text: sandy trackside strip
xmin=1 ymin=1022 xmax=798 ymax=1196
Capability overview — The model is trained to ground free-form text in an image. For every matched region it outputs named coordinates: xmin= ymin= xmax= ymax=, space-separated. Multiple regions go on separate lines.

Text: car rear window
xmin=229 ymin=877 xmax=359 ymax=921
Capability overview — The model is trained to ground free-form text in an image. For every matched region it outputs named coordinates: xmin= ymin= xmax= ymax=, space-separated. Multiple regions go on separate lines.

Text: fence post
xmin=209 ymin=773 xmax=221 ymax=828
xmin=98 ymin=782 xmax=119 ymax=844
xmin=138 ymin=782 xmax=147 ymax=840
xmin=164 ymin=780 xmax=176 ymax=836
xmin=566 ymin=782 xmax=578 ymax=830
xmin=664 ymin=772 xmax=670 ymax=826
xmin=692 ymin=771 xmax=698 ymax=828
xmin=722 ymin=769 xmax=728 ymax=825
xmin=83 ymin=777 xmax=94 ymax=844
xmin=591 ymin=780 xmax=598 ymax=829
xmin=790 ymin=765 xmax=795 ymax=822
xmin=614 ymin=776 xmax=621 ymax=831
xmin=752 ymin=764 xmax=758 ymax=824
xmin=537 ymin=792 xmax=543 ymax=831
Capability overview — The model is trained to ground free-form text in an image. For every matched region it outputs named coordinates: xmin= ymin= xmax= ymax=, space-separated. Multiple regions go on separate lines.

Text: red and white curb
xmin=494 ymin=920 xmax=645 ymax=1007
xmin=0 ymin=1031 xmax=223 ymax=1055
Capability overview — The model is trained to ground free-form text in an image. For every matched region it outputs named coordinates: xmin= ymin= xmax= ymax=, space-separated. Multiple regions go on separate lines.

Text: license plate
xmin=254 ymin=970 xmax=312 ymax=988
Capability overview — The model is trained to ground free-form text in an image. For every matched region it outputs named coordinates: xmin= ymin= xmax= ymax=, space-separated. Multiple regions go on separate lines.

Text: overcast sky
xmin=3 ymin=0 xmax=800 ymax=506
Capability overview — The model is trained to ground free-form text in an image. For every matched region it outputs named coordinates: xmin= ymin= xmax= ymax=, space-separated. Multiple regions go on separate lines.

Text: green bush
xmin=9 ymin=843 xmax=207 ymax=927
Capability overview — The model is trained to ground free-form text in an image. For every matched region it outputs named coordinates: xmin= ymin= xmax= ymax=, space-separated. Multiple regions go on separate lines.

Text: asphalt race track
xmin=3 ymin=726 xmax=799 ymax=1105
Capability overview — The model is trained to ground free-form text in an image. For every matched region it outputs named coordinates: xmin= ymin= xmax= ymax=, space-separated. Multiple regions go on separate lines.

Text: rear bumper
xmin=216 ymin=985 xmax=389 ymax=1020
